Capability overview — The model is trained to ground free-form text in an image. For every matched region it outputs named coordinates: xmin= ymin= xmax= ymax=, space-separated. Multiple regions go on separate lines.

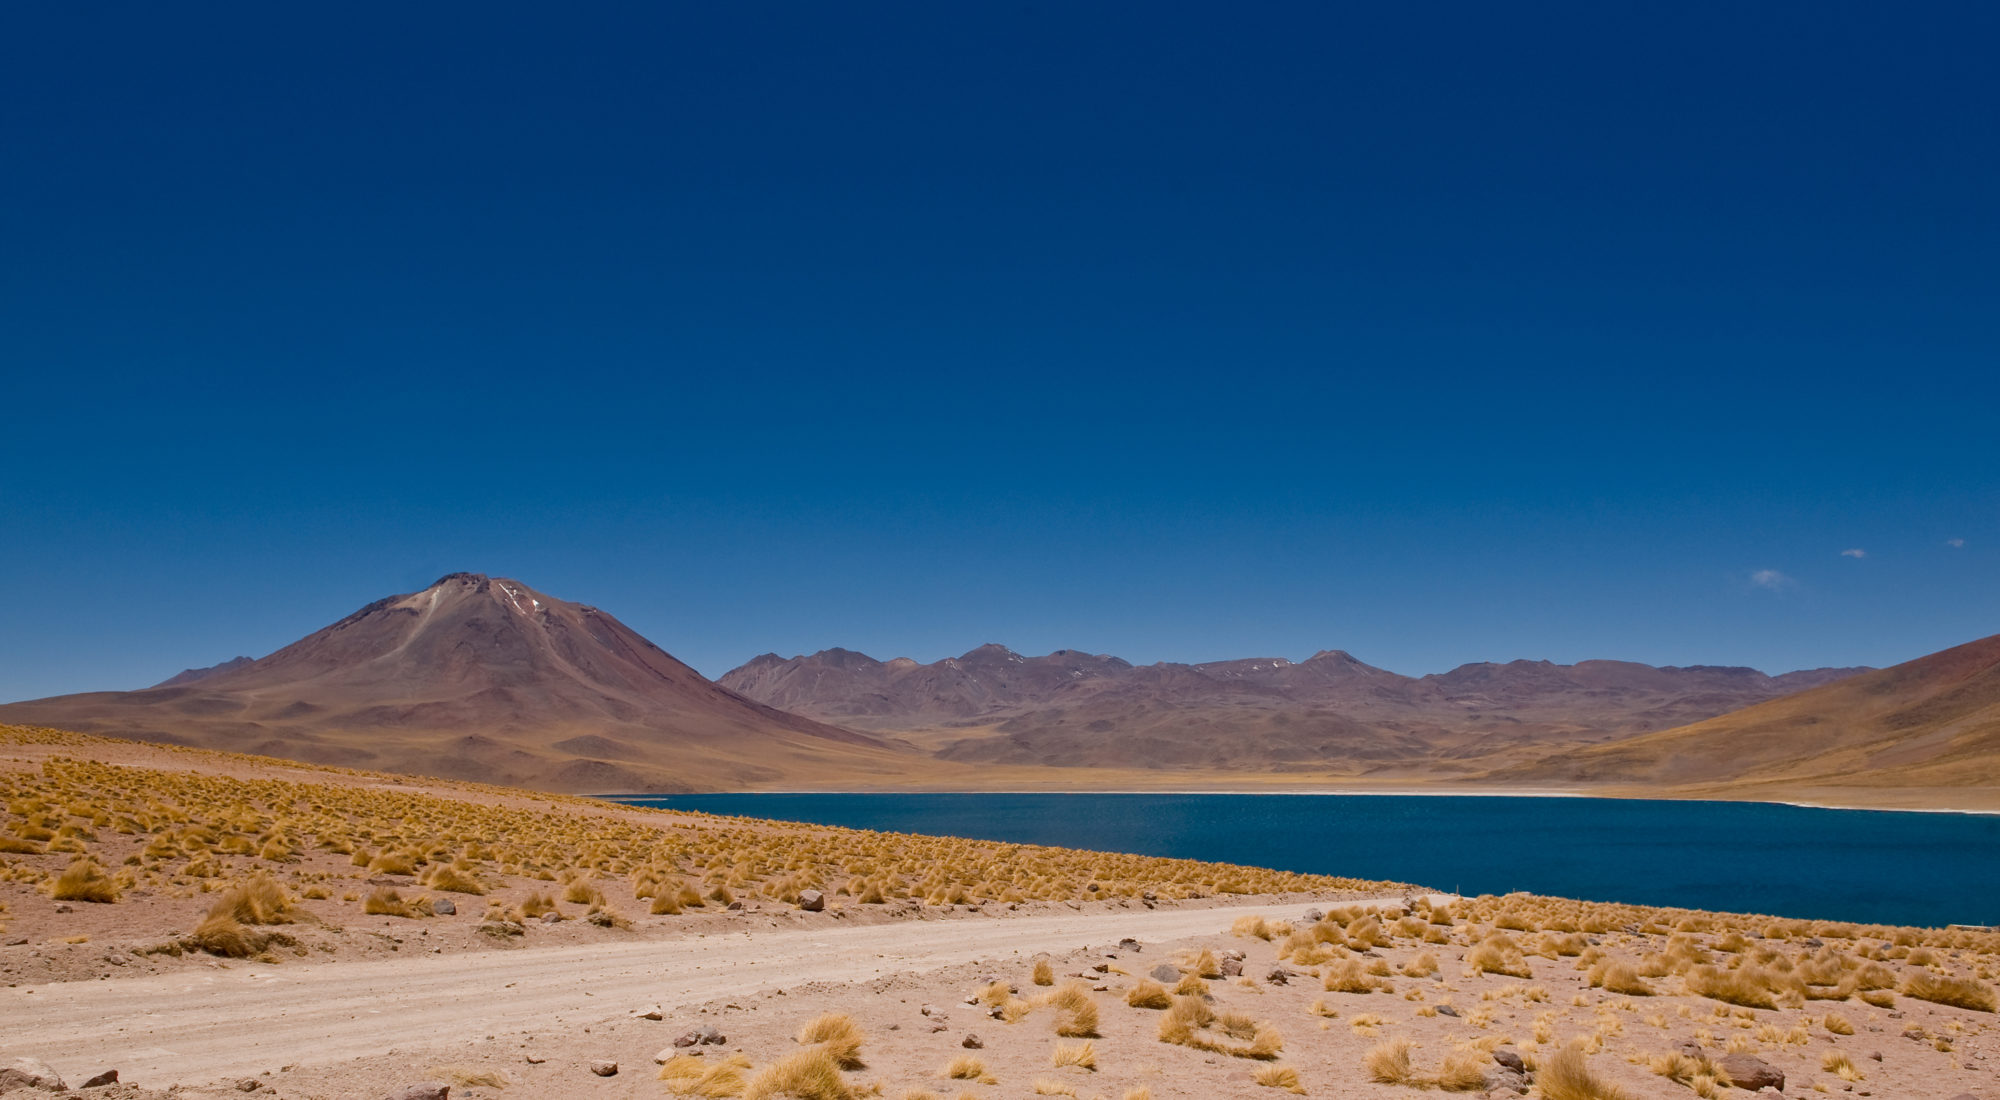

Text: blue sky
xmin=3 ymin=2 xmax=1995 ymax=699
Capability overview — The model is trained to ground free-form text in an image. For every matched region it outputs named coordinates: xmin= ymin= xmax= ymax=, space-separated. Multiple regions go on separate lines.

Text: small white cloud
xmin=1750 ymin=568 xmax=1794 ymax=590
xmin=1946 ymin=538 xmax=1966 ymax=548
xmin=1840 ymin=548 xmax=1866 ymax=559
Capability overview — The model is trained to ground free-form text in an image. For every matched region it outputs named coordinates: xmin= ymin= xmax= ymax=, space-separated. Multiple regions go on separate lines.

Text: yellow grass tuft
xmin=1032 ymin=959 xmax=1055 ymax=986
xmin=1901 ymin=972 xmax=1996 ymax=1012
xmin=942 ymin=1056 xmax=993 ymax=1084
xmin=207 ymin=872 xmax=296 ymax=925
xmin=1126 ymin=979 xmax=1172 ymax=1009
xmin=1030 ymin=1081 xmax=1076 ymax=1097
xmin=1050 ymin=1040 xmax=1096 ymax=1070
xmin=746 ymin=1046 xmax=851 ymax=1100
xmin=1048 ymin=982 xmax=1100 ymax=1037
xmin=50 ymin=859 xmax=119 ymax=903
xmin=1253 ymin=1064 xmax=1304 ymax=1093
xmin=1537 ymin=1048 xmax=1631 ymax=1100
xmin=1362 ymin=1038 xmax=1485 ymax=1091
xmin=665 ymin=1053 xmax=752 ymax=1097
xmin=1821 ymin=1050 xmax=1864 ymax=1081
xmin=364 ymin=886 xmax=421 ymax=918
xmin=798 ymin=1012 xmax=866 ymax=1070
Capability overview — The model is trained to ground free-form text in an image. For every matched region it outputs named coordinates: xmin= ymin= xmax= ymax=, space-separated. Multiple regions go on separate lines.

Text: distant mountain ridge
xmin=0 ymin=573 xmax=909 ymax=793
xmin=1492 ymin=631 xmax=2000 ymax=803
xmin=720 ymin=645 xmax=1869 ymax=773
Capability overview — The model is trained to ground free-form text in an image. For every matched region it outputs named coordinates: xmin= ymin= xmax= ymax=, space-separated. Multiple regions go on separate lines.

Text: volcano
xmin=0 ymin=573 xmax=910 ymax=792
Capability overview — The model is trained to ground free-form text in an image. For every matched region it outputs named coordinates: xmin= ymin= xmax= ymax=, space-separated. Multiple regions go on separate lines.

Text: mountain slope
xmin=721 ymin=645 xmax=1869 ymax=773
xmin=0 ymin=573 xmax=910 ymax=793
xmin=1491 ymin=631 xmax=2000 ymax=802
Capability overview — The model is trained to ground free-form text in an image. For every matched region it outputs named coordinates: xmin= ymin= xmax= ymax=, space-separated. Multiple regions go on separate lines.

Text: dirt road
xmin=1 ymin=894 xmax=1439 ymax=1089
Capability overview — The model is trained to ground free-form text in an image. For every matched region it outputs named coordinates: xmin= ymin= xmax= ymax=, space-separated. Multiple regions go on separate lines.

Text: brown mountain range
xmin=0 ymin=573 xmax=915 ymax=793
xmin=1490 ymin=631 xmax=2000 ymax=808
xmin=719 ymin=646 xmax=1866 ymax=775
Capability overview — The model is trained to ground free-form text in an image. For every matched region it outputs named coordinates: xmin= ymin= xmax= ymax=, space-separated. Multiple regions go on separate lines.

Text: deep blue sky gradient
xmin=3 ymin=2 xmax=1996 ymax=699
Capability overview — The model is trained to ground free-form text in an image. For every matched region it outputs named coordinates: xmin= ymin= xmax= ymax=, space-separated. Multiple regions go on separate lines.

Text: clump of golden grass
xmin=943 ymin=1055 xmax=994 ymax=1084
xmin=1032 ymin=959 xmax=1055 ymax=986
xmin=364 ymin=886 xmax=422 ymax=918
xmin=1047 ymin=982 xmax=1100 ymax=1037
xmin=1030 ymin=1081 xmax=1075 ymax=1097
xmin=1253 ymin=1064 xmax=1304 ymax=1093
xmin=1126 ymin=979 xmax=1173 ymax=1009
xmin=424 ymin=862 xmax=487 ymax=895
xmin=745 ymin=1046 xmax=850 ymax=1100
xmin=1400 ymin=953 xmax=1439 ymax=978
xmin=1537 ymin=1047 xmax=1631 ymax=1100
xmin=1822 ymin=1011 xmax=1854 ymax=1035
xmin=1158 ymin=994 xmax=1283 ymax=1059
xmin=1324 ymin=959 xmax=1391 ymax=994
xmin=1821 ymin=1050 xmax=1864 ymax=1081
xmin=1050 ymin=1041 xmax=1096 ymax=1070
xmin=1466 ymin=934 xmax=1533 ymax=979
xmin=208 ymin=872 xmax=296 ymax=925
xmin=1901 ymin=972 xmax=1996 ymax=1012
xmin=798 ymin=1012 xmax=866 ymax=1070
xmin=1591 ymin=962 xmax=1653 ymax=996
xmin=50 ymin=858 xmax=119 ymax=903
xmin=663 ymin=1052 xmax=751 ymax=1097
xmin=1683 ymin=965 xmax=1779 ymax=1009
xmin=1360 ymin=1039 xmax=1485 ymax=1091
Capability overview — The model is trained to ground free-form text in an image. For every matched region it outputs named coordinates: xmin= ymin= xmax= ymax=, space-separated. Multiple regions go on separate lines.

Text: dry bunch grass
xmin=798 ymin=1012 xmax=866 ymax=1070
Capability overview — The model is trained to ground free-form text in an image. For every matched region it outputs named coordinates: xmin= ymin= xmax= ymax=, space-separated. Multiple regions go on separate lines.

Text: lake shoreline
xmin=601 ymin=786 xmax=2000 ymax=817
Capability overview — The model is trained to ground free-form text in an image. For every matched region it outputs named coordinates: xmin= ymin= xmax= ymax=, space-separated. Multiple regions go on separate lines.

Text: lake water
xmin=610 ymin=793 xmax=2000 ymax=929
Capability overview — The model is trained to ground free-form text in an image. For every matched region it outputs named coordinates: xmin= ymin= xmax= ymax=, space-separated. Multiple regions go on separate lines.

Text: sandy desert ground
xmin=2 ymin=725 xmax=1997 ymax=1099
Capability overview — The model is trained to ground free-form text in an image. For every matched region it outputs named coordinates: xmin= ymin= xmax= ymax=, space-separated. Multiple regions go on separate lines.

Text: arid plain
xmin=2 ymin=725 xmax=1996 ymax=1099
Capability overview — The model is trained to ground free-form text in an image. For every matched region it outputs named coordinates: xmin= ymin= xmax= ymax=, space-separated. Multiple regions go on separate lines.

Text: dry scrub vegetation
xmin=0 ymin=723 xmax=1391 ymax=976
xmin=3 ymin=722 xmax=1996 ymax=1096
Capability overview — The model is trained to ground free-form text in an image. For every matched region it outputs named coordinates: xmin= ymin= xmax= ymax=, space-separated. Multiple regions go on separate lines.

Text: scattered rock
xmin=633 ymin=1005 xmax=664 ymax=1020
xmin=1265 ymin=968 xmax=1290 ymax=985
xmin=82 ymin=1069 xmax=120 ymax=1088
xmin=1140 ymin=891 xmax=1156 ymax=901
xmin=1150 ymin=963 xmax=1181 ymax=983
xmin=431 ymin=897 xmax=456 ymax=916
xmin=526 ymin=1054 xmax=547 ymax=1064
xmin=54 ymin=904 xmax=73 ymax=914
xmin=1717 ymin=1053 xmax=1784 ymax=1092
xmin=586 ymin=910 xmax=618 ymax=927
xmin=1492 ymin=1049 xmax=1524 ymax=1073
xmin=797 ymin=890 xmax=824 ymax=912
xmin=725 ymin=900 xmax=744 ymax=911
xmin=1219 ymin=956 xmax=1243 ymax=977
xmin=1302 ymin=908 xmax=1325 ymax=923
xmin=236 ymin=1080 xmax=263 ymax=1093
xmin=961 ymin=1033 xmax=984 ymax=1049
xmin=699 ymin=1026 xmax=725 ymax=1045
xmin=381 ymin=1085 xmax=449 ymax=1100
xmin=541 ymin=911 xmax=562 ymax=924
xmin=1436 ymin=1004 xmax=1459 ymax=1018
xmin=0 ymin=1058 xmax=67 ymax=1092
xmin=589 ymin=1061 xmax=618 ymax=1077
xmin=1118 ymin=938 xmax=1142 ymax=952
xmin=1488 ymin=1068 xmax=1528 ymax=1094
xmin=920 ymin=1004 xmax=937 ymax=1017
xmin=478 ymin=921 xmax=524 ymax=938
